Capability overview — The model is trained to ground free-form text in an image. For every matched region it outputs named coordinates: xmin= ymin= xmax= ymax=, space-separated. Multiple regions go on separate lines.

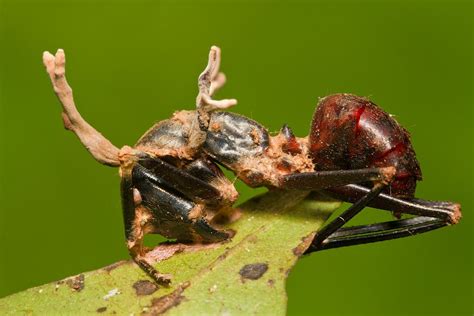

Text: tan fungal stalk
xmin=43 ymin=49 xmax=120 ymax=167
xmin=196 ymin=46 xmax=237 ymax=112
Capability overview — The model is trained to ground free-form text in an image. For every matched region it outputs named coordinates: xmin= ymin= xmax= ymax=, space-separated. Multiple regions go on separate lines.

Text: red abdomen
xmin=309 ymin=94 xmax=422 ymax=197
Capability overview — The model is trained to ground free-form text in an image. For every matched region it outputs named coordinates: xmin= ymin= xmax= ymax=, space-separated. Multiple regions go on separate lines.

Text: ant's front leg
xmin=119 ymin=148 xmax=236 ymax=285
xmin=119 ymin=151 xmax=172 ymax=286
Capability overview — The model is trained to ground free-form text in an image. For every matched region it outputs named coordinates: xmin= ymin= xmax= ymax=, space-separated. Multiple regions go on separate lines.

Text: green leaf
xmin=0 ymin=191 xmax=340 ymax=315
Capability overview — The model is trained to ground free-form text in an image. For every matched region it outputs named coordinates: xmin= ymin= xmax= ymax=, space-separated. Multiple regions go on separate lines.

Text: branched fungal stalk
xmin=196 ymin=45 xmax=237 ymax=111
xmin=43 ymin=49 xmax=120 ymax=167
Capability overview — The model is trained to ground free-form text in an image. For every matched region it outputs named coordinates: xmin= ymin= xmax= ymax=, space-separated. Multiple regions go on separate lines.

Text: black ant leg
xmin=119 ymin=155 xmax=232 ymax=286
xmin=132 ymin=164 xmax=230 ymax=242
xmin=280 ymin=168 xmax=396 ymax=251
xmin=137 ymin=156 xmax=226 ymax=203
xmin=306 ymin=217 xmax=447 ymax=253
xmin=325 ymin=184 xmax=461 ymax=224
xmin=120 ymin=165 xmax=172 ymax=286
xmin=407 ymin=198 xmax=460 ymax=214
xmin=137 ymin=154 xmax=238 ymax=207
xmin=309 ymin=183 xmax=387 ymax=251
xmin=302 ymin=185 xmax=461 ymax=254
xmin=280 ymin=167 xmax=395 ymax=191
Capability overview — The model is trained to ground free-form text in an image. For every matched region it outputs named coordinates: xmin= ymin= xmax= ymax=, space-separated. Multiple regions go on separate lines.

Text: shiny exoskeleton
xmin=310 ymin=94 xmax=421 ymax=198
xmin=43 ymin=47 xmax=461 ymax=286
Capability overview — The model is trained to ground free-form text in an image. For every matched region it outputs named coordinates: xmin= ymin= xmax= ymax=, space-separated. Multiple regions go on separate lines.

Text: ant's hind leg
xmin=280 ymin=167 xmax=396 ymax=191
xmin=309 ymin=183 xmax=388 ymax=250
xmin=303 ymin=184 xmax=462 ymax=253
xmin=280 ymin=167 xmax=398 ymax=251
xmin=325 ymin=184 xmax=461 ymax=224
xmin=306 ymin=216 xmax=448 ymax=253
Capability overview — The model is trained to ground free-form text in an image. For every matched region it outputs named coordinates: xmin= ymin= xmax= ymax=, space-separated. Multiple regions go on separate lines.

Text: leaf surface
xmin=0 ymin=191 xmax=340 ymax=315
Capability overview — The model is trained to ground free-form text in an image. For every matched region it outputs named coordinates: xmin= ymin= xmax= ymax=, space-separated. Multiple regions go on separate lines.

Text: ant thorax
xmin=232 ymin=132 xmax=314 ymax=188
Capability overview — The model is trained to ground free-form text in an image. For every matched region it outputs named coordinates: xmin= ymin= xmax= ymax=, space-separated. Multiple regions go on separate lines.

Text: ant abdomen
xmin=309 ymin=94 xmax=422 ymax=197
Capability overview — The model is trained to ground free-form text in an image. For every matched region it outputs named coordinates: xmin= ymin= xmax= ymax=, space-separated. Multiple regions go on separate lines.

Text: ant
xmin=43 ymin=46 xmax=461 ymax=286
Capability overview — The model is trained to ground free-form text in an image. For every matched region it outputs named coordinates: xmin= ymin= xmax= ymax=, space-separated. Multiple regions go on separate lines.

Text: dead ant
xmin=43 ymin=46 xmax=461 ymax=285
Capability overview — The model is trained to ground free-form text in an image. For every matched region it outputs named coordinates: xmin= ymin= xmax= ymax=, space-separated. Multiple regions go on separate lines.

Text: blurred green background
xmin=0 ymin=0 xmax=472 ymax=314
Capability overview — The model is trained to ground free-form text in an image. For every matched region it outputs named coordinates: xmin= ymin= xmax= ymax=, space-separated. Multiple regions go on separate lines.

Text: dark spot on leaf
xmin=267 ymin=279 xmax=275 ymax=287
xmin=133 ymin=280 xmax=158 ymax=296
xmin=66 ymin=274 xmax=84 ymax=292
xmin=96 ymin=307 xmax=107 ymax=313
xmin=239 ymin=263 xmax=268 ymax=281
xmin=150 ymin=295 xmax=185 ymax=314
xmin=147 ymin=284 xmax=188 ymax=314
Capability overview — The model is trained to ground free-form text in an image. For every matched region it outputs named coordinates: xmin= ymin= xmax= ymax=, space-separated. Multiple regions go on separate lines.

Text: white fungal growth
xmin=103 ymin=288 xmax=121 ymax=301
